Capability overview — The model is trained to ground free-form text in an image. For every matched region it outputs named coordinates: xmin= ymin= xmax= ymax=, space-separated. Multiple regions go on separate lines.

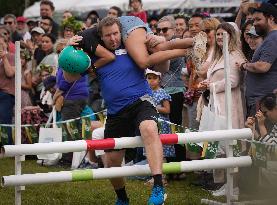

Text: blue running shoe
xmin=115 ymin=198 xmax=129 ymax=205
xmin=147 ymin=185 xmax=165 ymax=205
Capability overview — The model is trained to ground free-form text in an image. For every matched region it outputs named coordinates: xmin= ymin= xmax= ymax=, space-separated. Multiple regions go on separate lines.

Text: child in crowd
xmin=144 ymin=69 xmax=175 ymax=185
xmin=128 ymin=0 xmax=147 ymax=23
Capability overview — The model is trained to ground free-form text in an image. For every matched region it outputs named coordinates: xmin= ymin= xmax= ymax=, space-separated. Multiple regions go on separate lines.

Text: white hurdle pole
xmin=1 ymin=128 xmax=253 ymax=157
xmin=223 ymin=32 xmax=235 ymax=204
xmin=14 ymin=41 xmax=24 ymax=205
xmin=2 ymin=156 xmax=252 ymax=187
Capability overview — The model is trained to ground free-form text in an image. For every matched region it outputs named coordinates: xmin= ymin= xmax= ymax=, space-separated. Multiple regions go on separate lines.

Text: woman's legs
xmin=124 ymin=28 xmax=186 ymax=69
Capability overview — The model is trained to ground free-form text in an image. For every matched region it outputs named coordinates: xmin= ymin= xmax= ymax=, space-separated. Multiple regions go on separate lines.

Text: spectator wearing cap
xmin=240 ymin=2 xmax=277 ymax=117
xmin=30 ymin=27 xmax=45 ymax=47
xmin=40 ymin=0 xmax=59 ymax=38
xmin=16 ymin=16 xmax=31 ymax=42
xmin=30 ymin=27 xmax=45 ymax=66
xmin=246 ymin=26 xmax=263 ymax=51
xmin=174 ymin=14 xmax=189 ymax=38
xmin=3 ymin=14 xmax=23 ymax=43
xmin=145 ymin=68 xmax=174 ymax=185
xmin=107 ymin=6 xmax=122 ymax=18
xmin=241 ymin=20 xmax=255 ymax=62
xmin=26 ymin=19 xmax=38 ymax=32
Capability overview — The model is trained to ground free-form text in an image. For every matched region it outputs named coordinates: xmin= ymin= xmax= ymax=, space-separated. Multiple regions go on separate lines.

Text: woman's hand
xmin=235 ymin=61 xmax=247 ymax=71
xmin=198 ymin=80 xmax=210 ymax=91
xmin=145 ymin=34 xmax=166 ymax=53
xmin=255 ymin=110 xmax=266 ymax=126
xmin=67 ymin=35 xmax=83 ymax=46
xmin=0 ymin=43 xmax=7 ymax=59
xmin=245 ymin=116 xmax=255 ymax=129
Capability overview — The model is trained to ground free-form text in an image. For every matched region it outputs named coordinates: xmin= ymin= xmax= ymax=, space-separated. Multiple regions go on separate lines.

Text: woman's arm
xmin=256 ymin=111 xmax=268 ymax=138
xmin=211 ymin=53 xmax=243 ymax=93
xmin=22 ymin=71 xmax=32 ymax=90
xmin=1 ymin=54 xmax=15 ymax=78
xmin=157 ymin=100 xmax=170 ymax=114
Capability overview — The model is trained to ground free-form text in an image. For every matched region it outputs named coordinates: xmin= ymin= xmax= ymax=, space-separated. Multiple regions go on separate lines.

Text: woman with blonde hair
xmin=196 ymin=17 xmax=221 ymax=80
xmin=199 ymin=22 xmax=246 ymax=129
xmin=198 ymin=22 xmax=246 ymax=196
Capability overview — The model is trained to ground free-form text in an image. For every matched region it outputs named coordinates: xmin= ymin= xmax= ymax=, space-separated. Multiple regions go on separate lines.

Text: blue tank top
xmin=96 ymin=47 xmax=151 ymax=115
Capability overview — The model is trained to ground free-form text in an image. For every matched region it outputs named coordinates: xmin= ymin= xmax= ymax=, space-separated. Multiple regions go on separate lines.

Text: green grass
xmin=0 ymin=158 xmax=222 ymax=205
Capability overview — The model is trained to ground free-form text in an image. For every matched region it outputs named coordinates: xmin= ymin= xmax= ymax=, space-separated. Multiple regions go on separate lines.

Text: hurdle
xmin=1 ymin=128 xmax=252 ymax=157
xmin=2 ymin=157 xmax=251 ymax=187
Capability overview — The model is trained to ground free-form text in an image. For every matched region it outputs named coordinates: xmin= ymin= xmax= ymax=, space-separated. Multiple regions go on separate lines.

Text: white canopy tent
xmin=23 ymin=0 xmax=241 ymax=18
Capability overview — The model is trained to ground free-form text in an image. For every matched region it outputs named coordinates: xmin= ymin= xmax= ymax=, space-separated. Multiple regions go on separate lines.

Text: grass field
xmin=0 ymin=158 xmax=224 ymax=205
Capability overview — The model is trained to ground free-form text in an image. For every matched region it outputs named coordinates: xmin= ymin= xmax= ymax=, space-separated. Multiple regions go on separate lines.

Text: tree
xmin=0 ymin=0 xmax=39 ymax=17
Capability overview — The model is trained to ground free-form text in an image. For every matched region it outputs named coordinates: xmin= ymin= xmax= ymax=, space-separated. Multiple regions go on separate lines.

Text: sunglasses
xmin=4 ymin=21 xmax=13 ymax=25
xmin=156 ymin=27 xmax=172 ymax=34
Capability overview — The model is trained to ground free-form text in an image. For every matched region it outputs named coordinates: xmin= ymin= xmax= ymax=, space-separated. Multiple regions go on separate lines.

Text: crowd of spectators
xmin=0 ymin=0 xmax=277 ymax=201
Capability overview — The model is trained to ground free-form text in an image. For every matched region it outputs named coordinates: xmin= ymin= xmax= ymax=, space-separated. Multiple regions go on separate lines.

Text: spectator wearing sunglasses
xmin=0 ymin=25 xmax=15 ymax=53
xmin=156 ymin=15 xmax=187 ymax=167
xmin=3 ymin=14 xmax=23 ymax=43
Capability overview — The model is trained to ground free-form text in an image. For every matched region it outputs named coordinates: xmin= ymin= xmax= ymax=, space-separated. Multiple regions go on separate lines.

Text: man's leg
xmin=139 ymin=120 xmax=165 ymax=204
xmin=105 ymin=150 xmax=129 ymax=204
xmin=139 ymin=120 xmax=163 ymax=175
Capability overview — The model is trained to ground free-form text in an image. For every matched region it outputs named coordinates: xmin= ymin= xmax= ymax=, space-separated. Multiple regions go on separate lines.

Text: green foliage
xmin=61 ymin=16 xmax=82 ymax=34
xmin=0 ymin=0 xmax=39 ymax=17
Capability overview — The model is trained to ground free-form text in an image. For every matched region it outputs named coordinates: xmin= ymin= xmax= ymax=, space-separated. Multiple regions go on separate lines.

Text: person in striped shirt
xmin=245 ymin=92 xmax=277 ymax=145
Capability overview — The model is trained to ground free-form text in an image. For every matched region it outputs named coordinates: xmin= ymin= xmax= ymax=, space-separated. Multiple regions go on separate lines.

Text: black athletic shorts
xmin=104 ymin=99 xmax=158 ymax=140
